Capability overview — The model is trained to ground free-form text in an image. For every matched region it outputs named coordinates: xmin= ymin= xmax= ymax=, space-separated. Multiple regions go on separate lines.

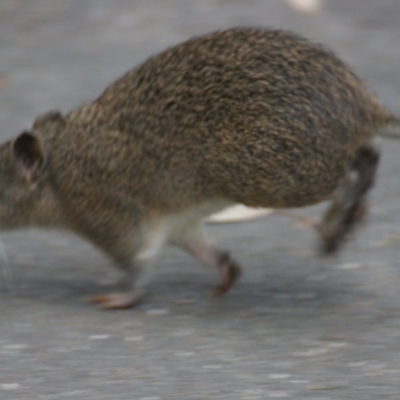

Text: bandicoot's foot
xmin=319 ymin=144 xmax=379 ymax=254
xmin=213 ymin=253 xmax=242 ymax=297
xmin=89 ymin=291 xmax=141 ymax=309
xmin=318 ymin=201 xmax=368 ymax=255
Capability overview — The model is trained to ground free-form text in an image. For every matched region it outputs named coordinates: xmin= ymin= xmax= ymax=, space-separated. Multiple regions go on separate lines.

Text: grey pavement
xmin=1 ymin=1 xmax=400 ymax=399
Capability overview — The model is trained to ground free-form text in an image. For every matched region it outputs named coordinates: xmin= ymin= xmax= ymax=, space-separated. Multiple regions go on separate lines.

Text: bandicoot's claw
xmin=213 ymin=258 xmax=242 ymax=297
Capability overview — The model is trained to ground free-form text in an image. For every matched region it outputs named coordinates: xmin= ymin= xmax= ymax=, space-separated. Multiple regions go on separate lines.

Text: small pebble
xmin=0 ymin=75 xmax=8 ymax=87
xmin=294 ymin=348 xmax=328 ymax=357
xmin=373 ymin=236 xmax=400 ymax=247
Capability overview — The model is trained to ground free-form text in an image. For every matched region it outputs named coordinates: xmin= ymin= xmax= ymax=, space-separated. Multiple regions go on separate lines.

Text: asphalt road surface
xmin=1 ymin=1 xmax=400 ymax=399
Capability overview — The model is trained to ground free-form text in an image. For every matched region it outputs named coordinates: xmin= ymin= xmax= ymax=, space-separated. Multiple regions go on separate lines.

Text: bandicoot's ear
xmin=13 ymin=131 xmax=44 ymax=186
xmin=33 ymin=110 xmax=66 ymax=130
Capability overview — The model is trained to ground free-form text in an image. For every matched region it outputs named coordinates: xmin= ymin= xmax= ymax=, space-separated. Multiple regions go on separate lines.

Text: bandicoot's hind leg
xmin=318 ymin=142 xmax=380 ymax=254
xmin=171 ymin=221 xmax=241 ymax=296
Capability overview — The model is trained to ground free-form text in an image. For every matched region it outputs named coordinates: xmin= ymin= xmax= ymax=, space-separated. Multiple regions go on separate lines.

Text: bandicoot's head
xmin=0 ymin=110 xmax=66 ymax=229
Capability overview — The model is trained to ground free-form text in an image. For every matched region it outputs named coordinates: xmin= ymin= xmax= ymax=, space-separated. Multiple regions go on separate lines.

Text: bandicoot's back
xmin=68 ymin=27 xmax=390 ymax=209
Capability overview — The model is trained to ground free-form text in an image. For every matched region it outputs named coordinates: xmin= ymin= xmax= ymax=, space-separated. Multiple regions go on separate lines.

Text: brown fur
xmin=0 ymin=27 xmax=397 ymax=307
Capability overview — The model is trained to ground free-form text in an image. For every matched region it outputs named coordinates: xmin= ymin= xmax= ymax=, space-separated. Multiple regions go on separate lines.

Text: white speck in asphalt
xmin=296 ymin=292 xmax=317 ymax=300
xmin=294 ymin=348 xmax=328 ymax=357
xmin=88 ymin=334 xmax=110 ymax=340
xmin=202 ymin=365 xmax=222 ymax=370
xmin=285 ymin=0 xmax=321 ymax=14
xmin=146 ymin=309 xmax=169 ymax=315
xmin=266 ymin=391 xmax=290 ymax=398
xmin=2 ymin=344 xmax=28 ymax=350
xmin=175 ymin=351 xmax=194 ymax=357
xmin=172 ymin=329 xmax=194 ymax=337
xmin=337 ymin=262 xmax=361 ymax=270
xmin=139 ymin=397 xmax=161 ymax=400
xmin=268 ymin=373 xmax=291 ymax=379
xmin=124 ymin=335 xmax=144 ymax=342
xmin=175 ymin=298 xmax=197 ymax=305
xmin=1 ymin=383 xmax=21 ymax=390
xmin=327 ymin=341 xmax=349 ymax=348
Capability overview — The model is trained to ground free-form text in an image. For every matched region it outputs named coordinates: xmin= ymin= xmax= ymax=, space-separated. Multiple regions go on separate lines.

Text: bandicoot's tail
xmin=380 ymin=114 xmax=400 ymax=139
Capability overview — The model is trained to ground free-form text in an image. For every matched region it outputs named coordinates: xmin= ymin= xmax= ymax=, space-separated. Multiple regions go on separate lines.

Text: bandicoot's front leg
xmin=89 ymin=257 xmax=153 ymax=309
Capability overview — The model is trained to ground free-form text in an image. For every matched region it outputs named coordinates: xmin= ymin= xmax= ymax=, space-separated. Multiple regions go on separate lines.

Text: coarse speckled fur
xmin=0 ymin=27 xmax=397 ymax=308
